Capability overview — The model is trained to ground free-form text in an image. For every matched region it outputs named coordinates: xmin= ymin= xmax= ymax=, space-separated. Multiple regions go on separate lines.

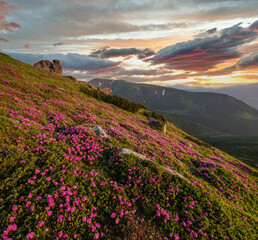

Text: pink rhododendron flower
xmin=26 ymin=232 xmax=34 ymax=239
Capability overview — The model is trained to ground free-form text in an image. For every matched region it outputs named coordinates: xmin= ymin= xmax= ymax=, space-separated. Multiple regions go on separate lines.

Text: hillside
xmin=173 ymin=83 xmax=258 ymax=110
xmin=0 ymin=53 xmax=257 ymax=239
xmin=90 ymin=79 xmax=258 ymax=137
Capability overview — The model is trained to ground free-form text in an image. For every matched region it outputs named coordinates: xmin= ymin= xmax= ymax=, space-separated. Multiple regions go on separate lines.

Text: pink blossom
xmin=9 ymin=216 xmax=16 ymax=222
xmin=111 ymin=212 xmax=116 ymax=218
xmin=12 ymin=205 xmax=17 ymax=211
xmin=94 ymin=233 xmax=100 ymax=239
xmin=57 ymin=215 xmax=64 ymax=223
xmin=47 ymin=211 xmax=53 ymax=216
xmin=26 ymin=232 xmax=34 ymax=239
xmin=37 ymin=221 xmax=44 ymax=228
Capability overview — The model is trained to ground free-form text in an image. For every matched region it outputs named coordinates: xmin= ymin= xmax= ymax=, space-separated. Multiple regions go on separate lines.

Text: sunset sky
xmin=0 ymin=0 xmax=257 ymax=87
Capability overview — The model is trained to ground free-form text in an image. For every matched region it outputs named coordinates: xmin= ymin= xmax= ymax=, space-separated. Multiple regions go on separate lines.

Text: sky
xmin=0 ymin=0 xmax=257 ymax=87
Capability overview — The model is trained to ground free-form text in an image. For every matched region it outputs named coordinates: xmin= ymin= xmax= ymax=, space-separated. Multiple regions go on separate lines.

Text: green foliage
xmin=80 ymin=85 xmax=146 ymax=113
xmin=184 ymin=134 xmax=213 ymax=149
xmin=199 ymin=135 xmax=258 ymax=168
xmin=143 ymin=111 xmax=167 ymax=123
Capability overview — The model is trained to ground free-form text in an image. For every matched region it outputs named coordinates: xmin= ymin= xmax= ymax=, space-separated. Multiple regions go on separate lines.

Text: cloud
xmin=90 ymin=47 xmax=155 ymax=59
xmin=53 ymin=42 xmax=65 ymax=47
xmin=7 ymin=52 xmax=121 ymax=73
xmin=207 ymin=28 xmax=217 ymax=34
xmin=24 ymin=43 xmax=31 ymax=49
xmin=0 ymin=37 xmax=9 ymax=42
xmin=151 ymin=21 xmax=258 ymax=71
xmin=0 ymin=1 xmax=21 ymax=32
xmin=227 ymin=52 xmax=258 ymax=70
xmin=249 ymin=20 xmax=258 ymax=30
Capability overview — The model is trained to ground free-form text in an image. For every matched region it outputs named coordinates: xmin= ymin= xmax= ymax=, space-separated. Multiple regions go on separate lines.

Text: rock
xmin=162 ymin=166 xmax=191 ymax=183
xmin=149 ymin=117 xmax=155 ymax=123
xmin=99 ymin=88 xmax=112 ymax=94
xmin=162 ymin=123 xmax=167 ymax=134
xmin=53 ymin=59 xmax=60 ymax=64
xmin=33 ymin=59 xmax=62 ymax=75
xmin=79 ymin=81 xmax=97 ymax=89
xmin=120 ymin=147 xmax=191 ymax=183
xmin=91 ymin=126 xmax=109 ymax=138
xmin=119 ymin=148 xmax=147 ymax=160
xmin=51 ymin=60 xmax=62 ymax=75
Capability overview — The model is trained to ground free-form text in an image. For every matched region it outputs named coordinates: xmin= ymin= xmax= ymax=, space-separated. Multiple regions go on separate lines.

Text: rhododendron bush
xmin=0 ymin=53 xmax=257 ymax=239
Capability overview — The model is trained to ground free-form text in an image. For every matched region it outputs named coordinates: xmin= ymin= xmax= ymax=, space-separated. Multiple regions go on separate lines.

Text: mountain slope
xmin=173 ymin=83 xmax=258 ymax=110
xmin=1 ymin=53 xmax=257 ymax=239
xmin=90 ymin=78 xmax=258 ymax=136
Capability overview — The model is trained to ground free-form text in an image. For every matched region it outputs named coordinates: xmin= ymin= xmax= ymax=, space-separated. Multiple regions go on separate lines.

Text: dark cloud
xmin=151 ymin=21 xmax=258 ymax=71
xmin=90 ymin=47 xmax=155 ymax=59
xmin=7 ymin=52 xmax=121 ymax=73
xmin=53 ymin=42 xmax=65 ymax=47
xmin=249 ymin=20 xmax=258 ymax=30
xmin=0 ymin=1 xmax=21 ymax=32
xmin=227 ymin=52 xmax=258 ymax=70
xmin=0 ymin=37 xmax=9 ymax=42
xmin=24 ymin=43 xmax=31 ymax=49
xmin=207 ymin=28 xmax=217 ymax=34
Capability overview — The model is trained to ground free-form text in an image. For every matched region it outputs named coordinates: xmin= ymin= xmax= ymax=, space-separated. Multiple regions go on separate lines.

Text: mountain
xmin=173 ymin=83 xmax=258 ymax=110
xmin=1 ymin=53 xmax=257 ymax=239
xmin=90 ymin=78 xmax=258 ymax=136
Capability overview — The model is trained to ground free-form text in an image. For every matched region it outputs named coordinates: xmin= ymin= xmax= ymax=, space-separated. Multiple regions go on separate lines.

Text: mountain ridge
xmin=172 ymin=83 xmax=258 ymax=110
xmin=89 ymin=78 xmax=258 ymax=136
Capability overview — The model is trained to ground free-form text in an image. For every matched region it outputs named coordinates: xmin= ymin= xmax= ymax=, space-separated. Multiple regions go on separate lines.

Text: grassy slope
xmin=0 ymin=54 xmax=257 ymax=240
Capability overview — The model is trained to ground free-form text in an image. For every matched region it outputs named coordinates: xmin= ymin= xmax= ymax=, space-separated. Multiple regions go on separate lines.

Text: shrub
xmin=80 ymin=85 xmax=146 ymax=113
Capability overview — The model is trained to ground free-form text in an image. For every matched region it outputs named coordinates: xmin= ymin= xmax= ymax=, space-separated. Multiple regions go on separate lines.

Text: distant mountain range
xmin=172 ymin=83 xmax=258 ymax=110
xmin=90 ymin=78 xmax=258 ymax=136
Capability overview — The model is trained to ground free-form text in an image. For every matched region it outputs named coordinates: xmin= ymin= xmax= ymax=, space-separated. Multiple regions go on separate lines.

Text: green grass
xmin=0 ymin=53 xmax=257 ymax=239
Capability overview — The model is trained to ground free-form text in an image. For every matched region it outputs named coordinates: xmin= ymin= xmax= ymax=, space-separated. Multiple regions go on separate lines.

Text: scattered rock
xmin=33 ymin=59 xmax=62 ymax=75
xmin=65 ymin=75 xmax=77 ymax=82
xmin=162 ymin=166 xmax=191 ymax=183
xmin=120 ymin=148 xmax=191 ymax=183
xmin=119 ymin=148 xmax=147 ymax=160
xmin=51 ymin=59 xmax=62 ymax=74
xmin=99 ymin=88 xmax=112 ymax=94
xmin=79 ymin=81 xmax=97 ymax=89
xmin=162 ymin=123 xmax=167 ymax=134
xmin=91 ymin=126 xmax=109 ymax=138
xmin=149 ymin=117 xmax=155 ymax=124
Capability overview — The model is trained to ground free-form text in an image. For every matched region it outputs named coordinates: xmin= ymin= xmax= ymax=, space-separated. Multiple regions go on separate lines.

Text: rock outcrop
xmin=162 ymin=123 xmax=167 ymax=134
xmin=79 ymin=81 xmax=97 ymax=89
xmin=99 ymin=88 xmax=112 ymax=94
xmin=91 ymin=126 xmax=109 ymax=138
xmin=120 ymin=148 xmax=190 ymax=183
xmin=120 ymin=148 xmax=147 ymax=160
xmin=33 ymin=59 xmax=62 ymax=75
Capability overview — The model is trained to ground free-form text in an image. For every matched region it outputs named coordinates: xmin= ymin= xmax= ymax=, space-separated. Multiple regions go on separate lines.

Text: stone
xmin=53 ymin=59 xmax=60 ymax=64
xmin=33 ymin=59 xmax=62 ymax=75
xmin=149 ymin=117 xmax=155 ymax=123
xmin=79 ymin=81 xmax=97 ymax=89
xmin=162 ymin=166 xmax=191 ymax=183
xmin=162 ymin=123 xmax=167 ymax=134
xmin=91 ymin=126 xmax=109 ymax=138
xmin=99 ymin=88 xmax=112 ymax=94
xmin=51 ymin=60 xmax=62 ymax=75
xmin=120 ymin=147 xmax=191 ymax=183
xmin=119 ymin=148 xmax=147 ymax=160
